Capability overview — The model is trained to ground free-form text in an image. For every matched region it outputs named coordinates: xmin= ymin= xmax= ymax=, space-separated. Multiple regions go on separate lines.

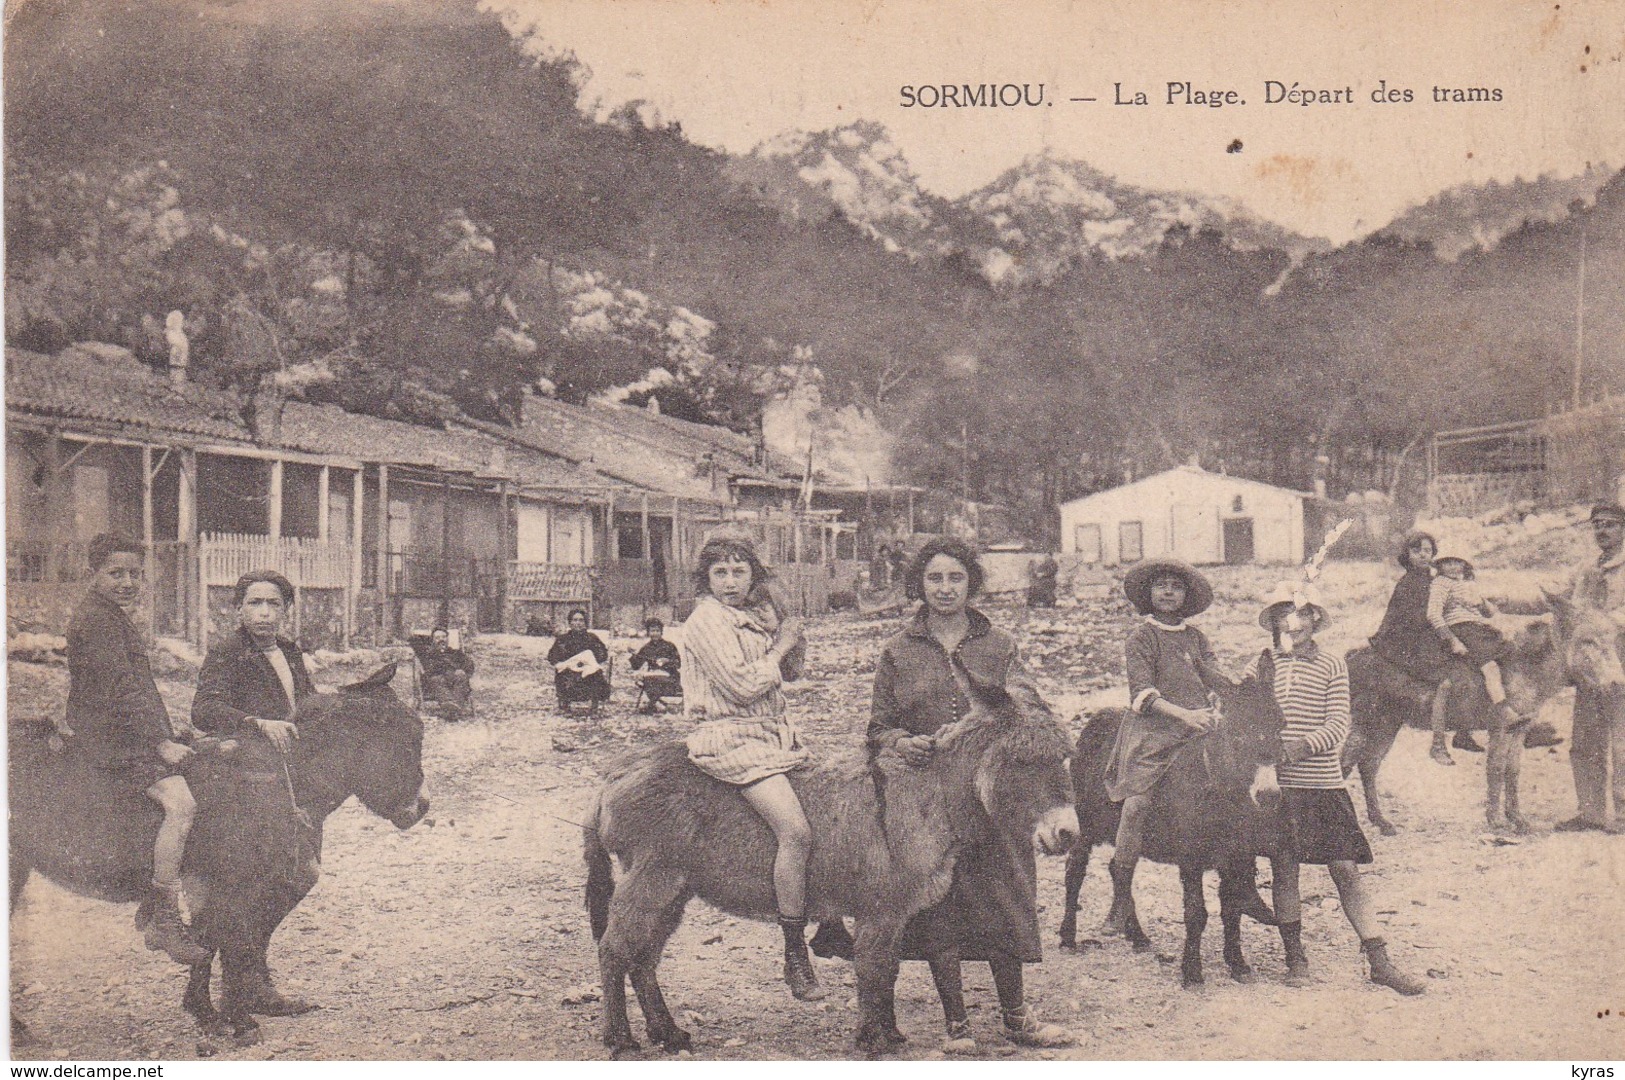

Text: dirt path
xmin=9 ymin=564 xmax=1625 ymax=1060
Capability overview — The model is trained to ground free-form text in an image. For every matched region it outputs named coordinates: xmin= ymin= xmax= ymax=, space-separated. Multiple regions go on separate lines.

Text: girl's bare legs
xmin=742 ymin=775 xmax=824 ymax=1000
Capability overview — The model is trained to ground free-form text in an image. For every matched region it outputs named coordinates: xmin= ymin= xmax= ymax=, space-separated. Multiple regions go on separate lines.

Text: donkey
xmin=9 ymin=665 xmax=429 ymax=1047
xmin=1059 ymin=654 xmax=1286 ymax=988
xmin=583 ymin=684 xmax=1077 ymax=1057
xmin=1342 ymin=600 xmax=1612 ymax=835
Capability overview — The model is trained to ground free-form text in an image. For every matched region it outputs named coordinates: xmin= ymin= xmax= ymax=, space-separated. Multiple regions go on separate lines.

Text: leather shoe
xmin=1554 ymin=816 xmax=1605 ymax=833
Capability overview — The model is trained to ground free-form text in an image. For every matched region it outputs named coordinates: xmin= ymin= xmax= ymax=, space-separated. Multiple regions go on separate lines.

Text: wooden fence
xmin=198 ymin=533 xmax=354 ymax=648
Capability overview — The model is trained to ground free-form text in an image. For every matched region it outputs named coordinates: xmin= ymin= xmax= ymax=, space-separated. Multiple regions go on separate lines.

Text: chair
xmin=555 ymin=630 xmax=614 ymax=717
xmin=632 ymin=671 xmax=683 ymax=715
xmin=407 ymin=633 xmax=473 ymax=719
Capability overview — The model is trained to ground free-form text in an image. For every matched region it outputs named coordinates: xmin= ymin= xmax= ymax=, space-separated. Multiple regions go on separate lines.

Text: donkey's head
xmin=1542 ymin=587 xmax=1625 ymax=694
xmin=293 ymin=667 xmax=429 ymax=829
xmin=934 ymin=682 xmax=1078 ymax=855
xmin=1207 ymin=656 xmax=1288 ymax=805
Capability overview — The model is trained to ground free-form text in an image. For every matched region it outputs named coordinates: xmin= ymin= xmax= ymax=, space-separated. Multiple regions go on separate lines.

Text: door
xmin=1073 ymin=523 xmax=1103 ymax=564
xmin=1223 ymin=518 xmax=1255 ymax=565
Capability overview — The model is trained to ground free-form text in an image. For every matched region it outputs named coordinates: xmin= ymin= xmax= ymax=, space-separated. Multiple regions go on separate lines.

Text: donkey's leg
xmin=598 ymin=861 xmax=686 ymax=1054
xmin=10 ymin=859 xmax=32 ymax=1044
xmin=628 ymin=888 xmax=694 ymax=1053
xmin=1357 ymin=712 xmax=1403 ymax=836
xmin=1216 ymin=869 xmax=1256 ymax=983
xmin=852 ymin=917 xmax=905 ymax=1057
xmin=1178 ymin=866 xmax=1208 ymax=989
xmin=1058 ymin=843 xmax=1091 ymax=948
xmin=215 ymin=944 xmax=264 ymax=1047
xmin=182 ymin=954 xmax=225 ymax=1033
xmin=1504 ymin=723 xmax=1529 ymax=832
xmin=1485 ymin=711 xmax=1511 ymax=831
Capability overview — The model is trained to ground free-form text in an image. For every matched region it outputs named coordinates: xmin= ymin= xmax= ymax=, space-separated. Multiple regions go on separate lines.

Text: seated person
xmin=67 ymin=533 xmax=209 ymax=965
xmin=547 ymin=608 xmax=611 ymax=713
xmin=629 ymin=617 xmax=681 ymax=712
xmin=1426 ymin=554 xmax=1522 ymax=727
xmin=193 ymin=570 xmax=314 ymax=751
xmin=417 ymin=627 xmax=475 ymax=713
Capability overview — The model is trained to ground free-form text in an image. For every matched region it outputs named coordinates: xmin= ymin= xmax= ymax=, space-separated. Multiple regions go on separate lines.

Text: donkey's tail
xmin=584 ymin=803 xmax=614 ymax=942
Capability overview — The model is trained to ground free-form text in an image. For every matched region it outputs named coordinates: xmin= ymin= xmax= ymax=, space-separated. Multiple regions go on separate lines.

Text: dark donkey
xmin=584 ymin=683 xmax=1078 ymax=1057
xmin=9 ymin=665 xmax=429 ymax=1047
xmin=1059 ymin=654 xmax=1285 ymax=988
xmin=1343 ymin=600 xmax=1605 ymax=836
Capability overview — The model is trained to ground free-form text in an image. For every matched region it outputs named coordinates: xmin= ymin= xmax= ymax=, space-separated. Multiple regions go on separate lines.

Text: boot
xmin=1522 ymin=720 xmax=1563 ymax=749
xmin=1100 ymin=857 xmax=1136 ymax=937
xmin=1428 ymin=734 xmax=1455 ymax=767
xmin=809 ymin=919 xmax=855 ymax=960
xmin=144 ymin=884 xmax=211 ymax=966
xmin=1279 ymin=920 xmax=1310 ymax=987
xmin=780 ymin=916 xmax=826 ymax=1001
xmin=942 ymin=1018 xmax=978 ymax=1056
xmin=1361 ymin=937 xmax=1426 ymax=996
xmin=1450 ymin=731 xmax=1485 ymax=754
xmin=1001 ymin=1005 xmax=1073 ymax=1048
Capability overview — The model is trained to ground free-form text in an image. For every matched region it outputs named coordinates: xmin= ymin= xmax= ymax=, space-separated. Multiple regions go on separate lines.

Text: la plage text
xmin=898 ymin=81 xmax=1504 ymax=108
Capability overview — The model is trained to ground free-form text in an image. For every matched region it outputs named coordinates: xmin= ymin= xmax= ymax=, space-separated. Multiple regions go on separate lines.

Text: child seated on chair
xmin=630 ymin=617 xmax=681 ymax=712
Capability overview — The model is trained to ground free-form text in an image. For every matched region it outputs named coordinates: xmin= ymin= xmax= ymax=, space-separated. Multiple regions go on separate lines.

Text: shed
xmin=1058 ymin=466 xmax=1308 ymax=567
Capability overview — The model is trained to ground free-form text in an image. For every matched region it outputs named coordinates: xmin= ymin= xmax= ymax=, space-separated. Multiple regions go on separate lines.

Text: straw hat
xmin=1258 ymin=580 xmax=1331 ymax=631
xmin=1123 ymin=558 xmax=1214 ymax=619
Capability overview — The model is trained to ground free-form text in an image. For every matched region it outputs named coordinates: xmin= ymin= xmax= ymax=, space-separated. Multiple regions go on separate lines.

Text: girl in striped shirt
xmin=1426 ymin=554 xmax=1521 ymax=727
xmin=679 ymin=534 xmax=823 ymax=1002
xmin=1249 ymin=582 xmax=1426 ymax=996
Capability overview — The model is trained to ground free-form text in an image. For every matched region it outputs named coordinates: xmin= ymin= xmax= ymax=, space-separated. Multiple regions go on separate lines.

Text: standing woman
xmin=868 ymin=537 xmax=1071 ymax=1050
xmin=679 ymin=534 xmax=821 ymax=1001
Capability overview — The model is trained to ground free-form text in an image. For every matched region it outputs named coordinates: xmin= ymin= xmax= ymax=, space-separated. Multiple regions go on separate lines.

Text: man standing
xmin=1557 ymin=501 xmax=1625 ymax=833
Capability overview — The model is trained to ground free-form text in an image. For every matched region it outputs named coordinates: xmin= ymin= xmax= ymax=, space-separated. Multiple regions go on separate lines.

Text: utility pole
xmin=1572 ymin=224 xmax=1587 ymax=410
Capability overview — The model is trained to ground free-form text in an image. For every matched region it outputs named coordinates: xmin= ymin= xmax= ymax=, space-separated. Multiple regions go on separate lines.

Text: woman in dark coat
xmin=1366 ymin=531 xmax=1465 ymax=763
xmin=548 ymin=608 xmax=611 ymax=714
xmin=867 ymin=537 xmax=1071 ymax=1051
xmin=192 ymin=570 xmax=315 ymax=751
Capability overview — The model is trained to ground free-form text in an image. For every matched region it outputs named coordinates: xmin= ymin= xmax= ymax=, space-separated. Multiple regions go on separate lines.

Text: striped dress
xmin=679 ymin=594 xmax=808 ymax=785
xmin=1426 ymin=575 xmax=1510 ymax=664
xmin=1244 ymin=643 xmax=1370 ymax=863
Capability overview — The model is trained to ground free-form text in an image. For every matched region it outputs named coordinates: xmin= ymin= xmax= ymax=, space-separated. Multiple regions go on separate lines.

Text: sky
xmin=490 ymin=0 xmax=1625 ymax=243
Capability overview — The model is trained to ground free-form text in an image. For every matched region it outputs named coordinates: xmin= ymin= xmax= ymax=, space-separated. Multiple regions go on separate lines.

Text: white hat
xmin=1258 ymin=580 xmax=1330 ymax=630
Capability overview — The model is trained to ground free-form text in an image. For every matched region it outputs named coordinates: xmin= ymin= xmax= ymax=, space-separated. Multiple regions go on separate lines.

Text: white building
xmin=1058 ymin=465 xmax=1308 ymax=567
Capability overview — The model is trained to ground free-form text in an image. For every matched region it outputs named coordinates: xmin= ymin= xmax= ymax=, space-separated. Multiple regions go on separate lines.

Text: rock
xmin=561 ymin=986 xmax=601 ymax=1005
xmin=723 ymin=1037 xmax=746 ymax=1048
xmin=703 ymin=933 xmax=724 ymax=945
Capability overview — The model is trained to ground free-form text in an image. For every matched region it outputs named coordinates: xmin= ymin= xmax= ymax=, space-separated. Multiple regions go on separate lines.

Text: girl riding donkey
xmin=63 ymin=533 xmax=210 ymax=965
xmin=1102 ymin=558 xmax=1274 ymax=937
xmin=679 ymin=531 xmax=823 ymax=1001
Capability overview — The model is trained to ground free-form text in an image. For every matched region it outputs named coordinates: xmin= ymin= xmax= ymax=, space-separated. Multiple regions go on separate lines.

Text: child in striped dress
xmin=1426 ymin=554 xmax=1522 ymax=726
xmin=1248 ymin=582 xmax=1426 ymax=996
xmin=679 ymin=534 xmax=823 ymax=1002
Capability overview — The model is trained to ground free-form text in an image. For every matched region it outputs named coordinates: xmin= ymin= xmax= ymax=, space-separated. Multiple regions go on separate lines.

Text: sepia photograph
xmin=4 ymin=0 xmax=1623 ymax=1065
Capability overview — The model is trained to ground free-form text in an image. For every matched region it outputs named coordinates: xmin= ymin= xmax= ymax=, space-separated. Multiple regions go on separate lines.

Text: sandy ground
xmin=8 ymin=559 xmax=1625 ymax=1061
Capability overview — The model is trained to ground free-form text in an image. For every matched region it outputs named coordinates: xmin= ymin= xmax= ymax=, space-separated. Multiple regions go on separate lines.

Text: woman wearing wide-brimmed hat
xmin=1100 ymin=557 xmax=1226 ymax=936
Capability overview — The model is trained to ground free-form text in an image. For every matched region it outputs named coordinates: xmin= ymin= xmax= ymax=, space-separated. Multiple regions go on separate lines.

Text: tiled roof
xmin=495 ymin=393 xmax=731 ymax=502
xmin=5 ymin=345 xmax=606 ymax=493
xmin=588 ymin=401 xmax=801 ymax=479
xmin=5 ymin=345 xmax=250 ymax=441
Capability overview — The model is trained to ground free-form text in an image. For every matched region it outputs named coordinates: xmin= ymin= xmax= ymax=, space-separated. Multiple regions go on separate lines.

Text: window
xmin=1119 ymin=521 xmax=1144 ymax=563
xmin=1232 ymin=495 xmax=1245 ymax=513
xmin=1074 ymin=523 xmax=1103 ymax=564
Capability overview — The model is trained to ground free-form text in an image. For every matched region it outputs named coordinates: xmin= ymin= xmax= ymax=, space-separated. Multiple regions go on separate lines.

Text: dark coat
xmin=420 ymin=646 xmax=475 ymax=682
xmin=630 ymin=638 xmax=680 ymax=677
xmin=192 ymin=628 xmax=316 ymax=739
xmin=1369 ymin=566 xmax=1450 ymax=684
xmin=870 ymin=605 xmax=1048 ymax=963
xmin=65 ymin=591 xmax=175 ymax=784
xmin=549 ymin=629 xmax=611 ymax=702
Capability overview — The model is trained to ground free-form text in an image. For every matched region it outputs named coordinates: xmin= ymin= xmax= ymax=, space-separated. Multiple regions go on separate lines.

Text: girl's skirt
xmin=686 ymin=714 xmax=809 ymax=786
xmin=1279 ymin=787 xmax=1373 ymax=865
xmin=1452 ymin=621 xmax=1512 ymax=666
